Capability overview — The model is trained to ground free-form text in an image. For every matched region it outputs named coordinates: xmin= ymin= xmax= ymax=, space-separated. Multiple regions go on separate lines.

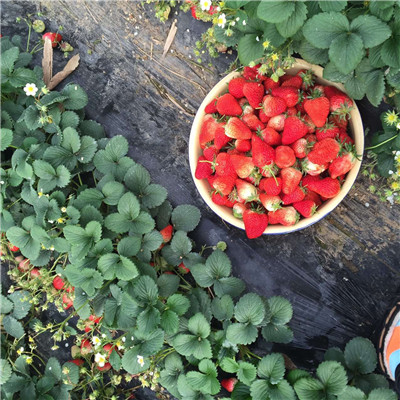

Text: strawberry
xmin=328 ymin=152 xmax=356 ymax=179
xmin=53 ymin=276 xmax=66 ymax=290
xmin=203 ymin=145 xmax=218 ymax=161
xmin=275 ymin=146 xmax=296 ymax=168
xmin=324 ymin=86 xmax=346 ymax=99
xmin=297 ymin=69 xmax=315 ymax=90
xmin=337 ymin=131 xmax=354 ymax=145
xmin=195 ymin=156 xmax=213 ymax=179
xmin=211 ymin=192 xmax=228 ymax=206
xmin=199 ymin=114 xmax=218 ymax=148
xmin=221 ymin=378 xmax=238 ymax=393
xmin=267 ymin=114 xmax=285 ymax=131
xmin=213 ymin=175 xmax=236 ymax=196
xmin=230 ymin=155 xmax=255 ymax=178
xmin=62 ymin=293 xmax=74 ymax=310
xmin=281 ymin=75 xmax=303 ymax=89
xmin=103 ymin=344 xmax=114 ymax=358
xmin=18 ymin=259 xmax=31 ymax=272
xmin=259 ymin=194 xmax=282 ymax=211
xmin=205 ymin=98 xmax=218 ymax=114
xmin=225 ymin=117 xmax=252 ymax=140
xmin=160 ymin=225 xmax=173 ymax=243
xmin=242 ymin=113 xmax=265 ymax=131
xmin=243 ymin=209 xmax=269 ymax=239
xmin=235 ymin=179 xmax=259 ymax=202
xmin=259 ymin=127 xmax=282 ymax=146
xmin=305 ymin=133 xmax=317 ymax=144
xmin=308 ymin=138 xmax=341 ymax=164
xmin=282 ymin=116 xmax=308 ymax=145
xmin=215 ymin=153 xmax=236 ymax=177
xmin=259 ymin=108 xmax=270 ymax=123
xmin=42 ymin=32 xmax=62 ymax=48
xmin=9 ymin=244 xmax=19 ymax=252
xmin=269 ymin=206 xmax=299 ymax=226
xmin=239 ymin=98 xmax=254 ymax=115
xmin=271 ymin=86 xmax=300 ymax=107
xmin=191 ymin=5 xmax=199 ymax=19
xmin=302 ymin=158 xmax=329 ymax=176
xmin=330 ymin=94 xmax=353 ymax=115
xmin=178 ymin=262 xmax=190 ymax=274
xmin=304 ymin=96 xmax=330 ymax=128
xmin=262 ymin=95 xmax=287 ymax=118
xmin=264 ymin=77 xmax=280 ymax=91
xmin=315 ymin=123 xmax=340 ymax=141
xmin=30 ymin=268 xmax=41 ymax=278
xmin=89 ymin=315 xmax=102 ymax=323
xmin=214 ymin=127 xmax=231 ymax=150
xmin=291 ymin=138 xmax=308 ymax=159
xmin=286 ymin=107 xmax=298 ymax=116
xmin=233 ymin=202 xmax=247 ymax=218
xmin=229 ymin=77 xmax=246 ymax=98
xmin=301 ymin=174 xmax=321 ymax=188
xmin=243 ymin=82 xmax=265 ymax=108
xmin=216 ymin=93 xmax=242 ymax=116
xmin=235 ymin=139 xmax=251 ymax=152
xmin=259 ymin=177 xmax=282 ymax=196
xmin=243 ymin=64 xmax=261 ymax=81
xmin=281 ymin=167 xmax=302 ymax=195
xmin=97 ymin=363 xmax=112 ymax=372
xmin=307 ymin=177 xmax=341 ymax=198
xmin=293 ymin=200 xmax=317 ymax=218
xmin=251 ymin=135 xmax=276 ymax=174
xmin=282 ymin=186 xmax=306 ymax=205
xmin=329 ymin=113 xmax=349 ymax=130
xmin=304 ymin=190 xmax=322 ymax=206
xmin=69 ymin=359 xmax=84 ymax=367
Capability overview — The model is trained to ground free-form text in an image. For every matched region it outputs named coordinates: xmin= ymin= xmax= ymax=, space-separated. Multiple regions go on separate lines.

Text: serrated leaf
xmin=226 ymin=323 xmax=258 ymax=345
xmin=294 ymin=378 xmax=325 ymax=400
xmin=350 ymin=15 xmax=391 ymax=48
xmin=235 ymin=293 xmax=265 ymax=326
xmin=221 ymin=358 xmax=240 ymax=373
xmin=97 ymin=253 xmax=138 ymax=281
xmin=2 ymin=47 xmax=19 ymax=71
xmin=318 ymin=0 xmax=347 ymax=12
xmin=0 ymin=294 xmax=13 ymax=314
xmin=356 ymin=58 xmax=385 ymax=106
xmin=250 ymin=379 xmax=270 ymax=400
xmin=121 ymin=347 xmax=150 ymax=374
xmin=133 ymin=275 xmax=159 ymax=305
xmin=323 ymin=62 xmax=352 ymax=82
xmin=79 ymin=120 xmax=105 ymax=139
xmin=9 ymin=290 xmax=30 ymax=319
xmin=64 ymin=266 xmax=103 ymax=296
xmin=317 ymin=361 xmax=347 ymax=395
xmin=141 ymin=184 xmax=168 ymax=209
xmin=262 ymin=323 xmax=293 ymax=344
xmin=45 ymin=358 xmax=62 ymax=381
xmin=0 ymin=359 xmax=12 ymax=385
xmin=337 ymin=386 xmax=366 ymax=400
xmin=158 ymin=273 xmax=180 ymax=298
xmin=73 ymin=287 xmax=91 ymax=319
xmin=214 ymin=277 xmax=246 ymax=298
xmin=257 ymin=353 xmax=285 ymax=384
xmin=188 ymin=313 xmax=211 ymax=338
xmin=353 ymin=373 xmax=389 ymax=394
xmin=62 ymin=84 xmax=88 ymax=110
xmin=166 ymin=294 xmax=190 ymax=316
xmin=60 ymin=111 xmax=79 ymax=130
xmin=33 ymin=160 xmax=56 ymax=180
xmin=238 ymin=361 xmax=257 ymax=386
xmin=171 ymin=230 xmax=192 ymax=256
xmin=108 ymin=350 xmax=121 ymax=371
xmin=9 ymin=68 xmax=37 ymax=87
xmin=186 ymin=370 xmax=220 ymax=395
xmin=117 ymin=236 xmax=141 ymax=257
xmin=344 ymin=337 xmax=377 ymax=374
xmin=1 ymin=128 xmax=13 ymax=151
xmin=101 ymin=181 xmax=125 ymax=205
xmin=62 ymin=127 xmax=81 ymax=153
xmin=77 ymin=135 xmax=97 ymax=163
xmin=124 ymin=163 xmax=150 ymax=194
xmin=238 ymin=34 xmax=264 ymax=65
xmin=161 ymin=309 xmax=180 ymax=335
xmin=381 ymin=30 xmax=400 ymax=69
xmin=173 ymin=334 xmax=212 ymax=359
xmin=171 ymin=204 xmax=201 ymax=232
xmin=324 ymin=347 xmax=346 ymax=365
xmin=368 ymin=388 xmax=398 ymax=400
xmin=137 ymin=306 xmax=161 ymax=332
xmin=257 ymin=1 xmax=295 ymax=23
xmin=276 ymin=1 xmax=307 ymax=38
xmin=268 ymin=296 xmax=293 ymax=325
xmin=287 ymin=370 xmax=312 ymax=386
xmin=329 ymin=32 xmax=364 ymax=74
xmin=344 ymin=74 xmax=367 ymax=100
xmin=211 ymin=294 xmax=234 ymax=321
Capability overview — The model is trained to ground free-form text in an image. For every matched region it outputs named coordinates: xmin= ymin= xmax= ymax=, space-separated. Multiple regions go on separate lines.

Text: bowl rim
xmin=189 ymin=58 xmax=364 ymax=235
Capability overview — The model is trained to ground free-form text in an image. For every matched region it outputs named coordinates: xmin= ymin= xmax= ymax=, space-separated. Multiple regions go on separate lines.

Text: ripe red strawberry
xmin=62 ymin=293 xmax=74 ymax=310
xmin=282 ymin=116 xmax=308 ymax=145
xmin=302 ymin=158 xmax=329 ymax=176
xmin=275 ymin=146 xmax=296 ymax=168
xmin=9 ymin=244 xmax=19 ymax=252
xmin=69 ymin=359 xmax=84 ymax=367
xmin=205 ymin=98 xmax=218 ymax=114
xmin=160 ymin=225 xmax=173 ymax=243
xmin=213 ymin=175 xmax=236 ymax=196
xmin=281 ymin=75 xmax=303 ymax=89
xmin=53 ymin=276 xmax=65 ymax=290
xmin=259 ymin=177 xmax=282 ymax=195
xmin=293 ymin=200 xmax=317 ymax=218
xmin=243 ymin=209 xmax=268 ymax=239
xmin=337 ymin=131 xmax=354 ymax=145
xmin=178 ymin=262 xmax=190 ymax=274
xmin=286 ymin=107 xmax=297 ymax=116
xmin=235 ymin=139 xmax=251 ymax=152
xmin=330 ymin=94 xmax=353 ymax=114
xmin=30 ymin=268 xmax=41 ymax=278
xmin=211 ymin=192 xmax=229 ymax=206
xmin=103 ymin=344 xmax=114 ymax=358
xmin=239 ymin=98 xmax=254 ymax=115
xmin=199 ymin=115 xmax=219 ymax=148
xmin=195 ymin=156 xmax=213 ymax=179
xmin=243 ymin=64 xmax=261 ymax=81
xmin=243 ymin=82 xmax=265 ymax=108
xmin=304 ymin=96 xmax=330 ymax=128
xmin=230 ymin=155 xmax=254 ymax=178
xmin=97 ymin=363 xmax=112 ymax=372
xmin=216 ymin=93 xmax=242 ymax=116
xmin=221 ymin=378 xmax=238 ymax=393
xmin=262 ymin=95 xmax=287 ymax=117
xmin=203 ymin=145 xmax=218 ymax=161
xmin=264 ymin=77 xmax=280 ymax=91
xmin=214 ymin=126 xmax=231 ymax=150
xmin=271 ymin=86 xmax=300 ymax=107
xmin=324 ymin=86 xmax=346 ymax=99
xmin=42 ymin=32 xmax=62 ymax=48
xmin=259 ymin=108 xmax=270 ymax=123
xmin=259 ymin=127 xmax=282 ymax=146
xmin=259 ymin=194 xmax=282 ymax=211
xmin=281 ymin=167 xmax=302 ymax=195
xmin=89 ymin=315 xmax=102 ymax=323
xmin=303 ymin=114 xmax=316 ymax=134
xmin=268 ymin=206 xmax=299 ymax=226
xmin=312 ymin=84 xmax=325 ymax=96
xmin=291 ymin=138 xmax=308 ymax=159
xmin=251 ymin=135 xmax=276 ymax=173
xmin=297 ymin=69 xmax=315 ymax=90
xmin=329 ymin=113 xmax=349 ymax=130
xmin=229 ymin=77 xmax=246 ymax=98
xmin=215 ymin=153 xmax=236 ymax=177
xmin=191 ymin=5 xmax=199 ymax=19
xmin=267 ymin=114 xmax=285 ymax=131
xmin=235 ymin=179 xmax=258 ymax=202
xmin=233 ymin=203 xmax=247 ymax=218
xmin=307 ymin=177 xmax=341 ymax=198
xmin=305 ymin=133 xmax=317 ymax=144
xmin=328 ymin=152 xmax=356 ymax=179
xmin=225 ymin=117 xmax=252 ymax=140
xmin=18 ymin=259 xmax=31 ymax=272
xmin=316 ymin=123 xmax=340 ymax=141
xmin=242 ymin=113 xmax=265 ymax=131
xmin=301 ymin=174 xmax=321 ymax=188
xmin=304 ymin=190 xmax=322 ymax=206
xmin=282 ymin=186 xmax=306 ymax=205
xmin=308 ymin=138 xmax=341 ymax=165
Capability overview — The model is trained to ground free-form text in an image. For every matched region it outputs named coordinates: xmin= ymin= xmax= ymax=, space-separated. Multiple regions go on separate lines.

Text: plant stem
xmin=365 ymin=135 xmax=397 ymax=150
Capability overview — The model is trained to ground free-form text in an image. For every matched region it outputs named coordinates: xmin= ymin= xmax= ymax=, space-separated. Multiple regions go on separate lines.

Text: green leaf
xmin=367 ymin=388 xmax=398 ymax=400
xmin=187 ymin=365 xmax=221 ymax=395
xmin=377 ymin=152 xmax=395 ymax=177
xmin=190 ymin=263 xmax=215 ymax=287
xmin=124 ymin=163 xmax=150 ymax=194
xmin=129 ymin=211 xmax=155 ymax=235
xmin=133 ymin=275 xmax=159 ymax=305
xmin=238 ymin=361 xmax=257 ymax=386
xmin=257 ymin=353 xmax=285 ymax=384
xmin=214 ymin=277 xmax=246 ymax=298
xmin=207 ymin=249 xmax=231 ymax=277
xmin=294 ymin=378 xmax=325 ymax=400
xmin=73 ymin=288 xmax=91 ymax=319
xmin=257 ymin=1 xmax=295 ymax=23
xmin=226 ymin=323 xmax=258 ymax=345
xmin=161 ymin=309 xmax=179 ymax=335
xmin=299 ymin=40 xmax=329 ymax=65
xmin=166 ymin=294 xmax=190 ymax=316
xmin=97 ymin=253 xmax=138 ymax=281
xmin=45 ymin=357 xmax=62 ymax=381
xmin=303 ymin=12 xmax=349 ymax=49
xmin=344 ymin=74 xmax=367 ymax=100
xmin=238 ymin=34 xmax=264 ymax=65
xmin=350 ymin=15 xmax=391 ymax=48
xmin=235 ymin=293 xmax=265 ymax=325
xmin=318 ymin=1 xmax=347 ymax=12
xmin=2 ymin=47 xmax=19 ymax=72
xmin=77 ymin=135 xmax=97 ymax=163
xmin=269 ymin=379 xmax=296 ymax=400
xmin=232 ymin=382 xmax=252 ymax=400
xmin=268 ymin=296 xmax=293 ymax=325
xmin=137 ymin=306 xmax=161 ymax=332
xmin=62 ymin=362 xmax=79 ymax=385
xmin=173 ymin=334 xmax=212 ymax=359
xmin=9 ymin=290 xmax=30 ymax=319
xmin=9 ymin=68 xmax=37 ymax=87
xmin=101 ymin=181 xmax=125 ymax=205
xmin=220 ymin=358 xmax=240 ymax=373
xmin=117 ymin=236 xmax=141 ymax=257
xmin=54 ymin=165 xmax=71 ymax=188
xmin=157 ymin=273 xmax=180 ymax=298
xmin=324 ymin=348 xmax=346 ymax=365
xmin=214 ymin=25 xmax=243 ymax=47
xmin=337 ymin=386 xmax=366 ymax=400
xmin=276 ymin=2 xmax=307 ymax=38
xmin=323 ymin=62 xmax=352 ymax=82
xmin=0 ymin=294 xmax=13 ymax=314
xmin=171 ymin=205 xmax=201 ymax=232
xmin=79 ymin=120 xmax=105 ymax=139
xmin=170 ymin=230 xmax=192 ymax=255
xmin=62 ymin=127 xmax=81 ymax=153
xmin=353 ymin=373 xmax=389 ymax=394
xmin=104 ymin=213 xmax=131 ymax=233
xmin=211 ymin=294 xmax=234 ymax=321
xmin=387 ymin=68 xmax=400 ymax=88
xmin=141 ymin=184 xmax=168 ymax=209
xmin=344 ymin=337 xmax=377 ymax=374
xmin=121 ymin=347 xmax=150 ymax=374
xmin=188 ymin=313 xmax=211 ymax=338
xmin=262 ymin=323 xmax=294 ymax=344
xmin=287 ymin=370 xmax=312 ymax=386
xmin=381 ymin=28 xmax=400 ymax=69
xmin=61 ymin=84 xmax=88 ymax=110
xmin=356 ymin=58 xmax=385 ymax=106
xmin=33 ymin=160 xmax=56 ymax=180
xmin=109 ymin=350 xmax=121 ymax=371
xmin=329 ymin=33 xmax=364 ymax=74
xmin=250 ymin=380 xmax=270 ymax=400
xmin=317 ymin=361 xmax=347 ymax=396
xmin=60 ymin=110 xmax=79 ymax=130
xmin=0 ymin=359 xmax=12 ymax=385
xmin=64 ymin=266 xmax=104 ymax=297
xmin=0 ymin=128 xmax=13 ymax=151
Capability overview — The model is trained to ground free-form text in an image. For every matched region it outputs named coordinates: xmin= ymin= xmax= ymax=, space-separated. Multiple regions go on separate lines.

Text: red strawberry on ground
xmin=243 ymin=82 xmax=265 ymax=108
xmin=259 ymin=193 xmax=282 ymax=211
xmin=259 ymin=177 xmax=282 ymax=196
xmin=267 ymin=114 xmax=285 ymax=131
xmin=229 ymin=77 xmax=246 ymax=98
xmin=251 ymin=135 xmax=276 ymax=175
xmin=259 ymin=127 xmax=282 ymax=146
xmin=282 ymin=186 xmax=306 ymax=205
xmin=328 ymin=152 xmax=356 ymax=179
xmin=225 ymin=117 xmax=252 ymax=139
xmin=282 ymin=116 xmax=308 ymax=145
xmin=275 ymin=146 xmax=296 ymax=168
xmin=216 ymin=93 xmax=242 ymax=116
xmin=269 ymin=206 xmax=299 ymax=226
xmin=53 ymin=276 xmax=65 ymax=290
xmin=304 ymin=96 xmax=330 ymax=128
xmin=213 ymin=175 xmax=236 ymax=196
xmin=291 ymin=138 xmax=308 ymax=159
xmin=235 ymin=139 xmax=251 ymax=152
xmin=178 ymin=262 xmax=190 ymax=274
xmin=195 ymin=156 xmax=213 ymax=179
xmin=215 ymin=153 xmax=236 ymax=177
xmin=230 ymin=155 xmax=255 ymax=178
xmin=271 ymin=86 xmax=300 ymax=107
xmin=242 ymin=113 xmax=265 ymax=131
xmin=243 ymin=209 xmax=269 ymax=239
xmin=308 ymin=138 xmax=341 ymax=165
xmin=307 ymin=177 xmax=341 ymax=198
xmin=205 ymin=98 xmax=218 ymax=114
xmin=235 ymin=179 xmax=259 ymax=202
xmin=160 ymin=225 xmax=173 ymax=243
xmin=42 ymin=32 xmax=62 ymax=47
xmin=9 ymin=244 xmax=19 ymax=252
xmin=281 ymin=167 xmax=302 ymax=195
xmin=233 ymin=202 xmax=247 ymax=218
xmin=221 ymin=378 xmax=238 ymax=393
xmin=293 ymin=200 xmax=317 ymax=218
xmin=316 ymin=123 xmax=340 ymax=141
xmin=262 ymin=95 xmax=287 ymax=118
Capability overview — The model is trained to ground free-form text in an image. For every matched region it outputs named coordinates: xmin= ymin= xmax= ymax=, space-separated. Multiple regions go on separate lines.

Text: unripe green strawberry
xmin=33 ymin=20 xmax=45 ymax=33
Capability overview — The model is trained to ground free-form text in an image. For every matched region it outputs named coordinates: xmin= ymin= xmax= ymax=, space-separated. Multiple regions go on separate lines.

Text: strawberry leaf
xmin=257 ymin=1 xmax=295 ymax=23
xmin=261 ymin=323 xmax=293 ymax=344
xmin=238 ymin=34 xmax=264 ymax=66
xmin=235 ymin=293 xmax=265 ymax=325
xmin=226 ymin=322 xmax=258 ymax=345
xmin=276 ymin=1 xmax=308 ymax=38
xmin=0 ymin=359 xmax=12 ymax=385
xmin=171 ymin=205 xmax=201 ymax=232
xmin=294 ymin=377 xmax=325 ymax=400
xmin=344 ymin=337 xmax=377 ymax=374
xmin=268 ymin=296 xmax=293 ymax=325
xmin=79 ymin=120 xmax=105 ymax=140
xmin=211 ymin=294 xmax=234 ymax=321
xmin=0 ymin=128 xmax=13 ymax=151
xmin=238 ymin=361 xmax=257 ymax=386
xmin=257 ymin=353 xmax=285 ymax=384
xmin=220 ymin=357 xmax=240 ymax=373
xmin=8 ymin=291 xmax=30 ymax=319
xmin=61 ymin=84 xmax=88 ymax=110
xmin=367 ymin=388 xmax=398 ymax=400
xmin=318 ymin=1 xmax=347 ymax=12
xmin=157 ymin=273 xmax=180 ymax=298
xmin=316 ymin=361 xmax=347 ymax=396
xmin=166 ymin=294 xmax=190 ymax=316
xmin=350 ymin=15 xmax=391 ymax=48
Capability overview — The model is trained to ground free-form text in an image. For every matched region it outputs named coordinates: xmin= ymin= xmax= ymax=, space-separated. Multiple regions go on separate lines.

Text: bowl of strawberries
xmin=189 ymin=59 xmax=364 ymax=238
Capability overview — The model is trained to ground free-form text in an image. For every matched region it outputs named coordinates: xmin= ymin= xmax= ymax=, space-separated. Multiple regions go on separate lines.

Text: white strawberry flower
xmin=200 ymin=0 xmax=211 ymax=11
xmin=95 ymin=353 xmax=106 ymax=367
xmin=92 ymin=336 xmax=101 ymax=347
xmin=137 ymin=355 xmax=145 ymax=367
xmin=23 ymin=83 xmax=38 ymax=97
xmin=217 ymin=13 xmax=226 ymax=28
